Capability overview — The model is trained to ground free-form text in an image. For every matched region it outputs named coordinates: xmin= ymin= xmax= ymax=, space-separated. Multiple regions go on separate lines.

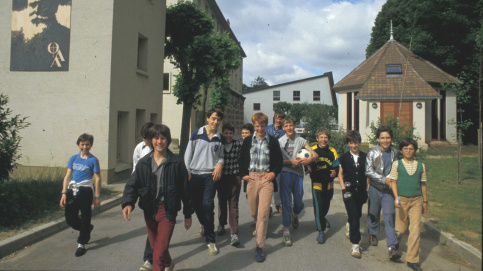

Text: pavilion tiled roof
xmin=333 ymin=40 xmax=461 ymax=99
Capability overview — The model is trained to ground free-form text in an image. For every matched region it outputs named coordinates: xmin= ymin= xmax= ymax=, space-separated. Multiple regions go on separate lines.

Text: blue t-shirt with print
xmin=67 ymin=153 xmax=100 ymax=182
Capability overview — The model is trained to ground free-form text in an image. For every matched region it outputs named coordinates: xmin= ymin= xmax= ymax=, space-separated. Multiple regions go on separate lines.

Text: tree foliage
xmin=165 ymin=1 xmax=241 ymax=156
xmin=273 ymin=102 xmax=337 ymax=142
xmin=0 ymin=94 xmax=30 ymax=180
xmin=366 ymin=0 xmax=483 ymax=143
xmin=368 ymin=115 xmax=420 ymax=150
xmin=243 ymin=76 xmax=269 ymax=92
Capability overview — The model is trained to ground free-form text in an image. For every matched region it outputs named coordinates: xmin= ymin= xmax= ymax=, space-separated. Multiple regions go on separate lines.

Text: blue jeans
xmin=367 ymin=185 xmax=398 ymax=248
xmin=279 ymin=171 xmax=304 ymax=227
xmin=189 ymin=174 xmax=217 ymax=243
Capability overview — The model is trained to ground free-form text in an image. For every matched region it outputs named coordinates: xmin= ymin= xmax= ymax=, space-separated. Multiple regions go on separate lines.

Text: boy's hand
xmin=122 ymin=206 xmax=132 ymax=221
xmin=264 ymin=172 xmax=275 ymax=181
xmin=290 ymin=159 xmax=301 ymax=166
xmin=394 ymin=197 xmax=401 ymax=208
xmin=94 ymin=198 xmax=101 ymax=209
xmin=184 ymin=218 xmax=192 ymax=230
xmin=212 ymin=164 xmax=223 ymax=181
xmin=422 ymin=202 xmax=428 ymax=214
xmin=299 ymin=157 xmax=312 ymax=165
xmin=329 ymin=169 xmax=336 ymax=178
xmin=242 ymin=175 xmax=253 ymax=182
xmin=60 ymin=194 xmax=66 ymax=207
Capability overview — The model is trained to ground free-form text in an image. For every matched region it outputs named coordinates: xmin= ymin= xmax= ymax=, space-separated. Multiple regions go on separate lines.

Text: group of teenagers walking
xmin=59 ymin=108 xmax=428 ymax=271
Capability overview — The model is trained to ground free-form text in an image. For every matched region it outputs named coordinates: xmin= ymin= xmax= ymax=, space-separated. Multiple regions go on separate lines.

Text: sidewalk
xmin=0 ymin=179 xmax=481 ymax=269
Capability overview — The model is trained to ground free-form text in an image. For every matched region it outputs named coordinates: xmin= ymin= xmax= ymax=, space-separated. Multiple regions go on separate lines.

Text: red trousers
xmin=144 ymin=204 xmax=176 ymax=271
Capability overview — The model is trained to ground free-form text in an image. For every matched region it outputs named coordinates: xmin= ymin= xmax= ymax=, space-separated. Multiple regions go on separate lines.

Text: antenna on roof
xmin=389 ymin=20 xmax=394 ymax=41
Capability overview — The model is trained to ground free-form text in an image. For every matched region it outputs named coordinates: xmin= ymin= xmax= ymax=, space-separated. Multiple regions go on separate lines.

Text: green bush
xmin=0 ymin=178 xmax=62 ymax=227
xmin=328 ymin=129 xmax=349 ymax=156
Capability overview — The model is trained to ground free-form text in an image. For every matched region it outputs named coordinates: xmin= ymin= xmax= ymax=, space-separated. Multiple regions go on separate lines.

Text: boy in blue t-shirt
xmin=60 ymin=133 xmax=101 ymax=257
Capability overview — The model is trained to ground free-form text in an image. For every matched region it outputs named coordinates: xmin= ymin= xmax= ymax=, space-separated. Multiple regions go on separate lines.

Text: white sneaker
xmin=140 ymin=260 xmax=153 ymax=271
xmin=165 ymin=261 xmax=175 ymax=271
xmin=351 ymin=244 xmax=361 ymax=258
xmin=198 ymin=225 xmax=205 ymax=237
xmin=252 ymin=229 xmax=257 ymax=236
xmin=345 ymin=222 xmax=350 ymax=239
xmin=207 ymin=243 xmax=219 ymax=255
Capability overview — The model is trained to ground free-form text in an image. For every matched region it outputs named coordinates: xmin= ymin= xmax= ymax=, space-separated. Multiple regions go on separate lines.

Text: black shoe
xmin=216 ymin=225 xmax=225 ymax=236
xmin=325 ymin=219 xmax=330 ymax=229
xmin=75 ymin=246 xmax=86 ymax=257
xmin=369 ymin=235 xmax=378 ymax=246
xmin=388 ymin=246 xmax=401 ymax=260
xmin=255 ymin=246 xmax=266 ymax=262
xmin=407 ymin=262 xmax=423 ymax=271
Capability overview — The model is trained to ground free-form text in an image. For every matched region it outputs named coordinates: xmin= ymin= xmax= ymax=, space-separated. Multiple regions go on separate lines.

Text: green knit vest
xmin=396 ymin=160 xmax=423 ymax=197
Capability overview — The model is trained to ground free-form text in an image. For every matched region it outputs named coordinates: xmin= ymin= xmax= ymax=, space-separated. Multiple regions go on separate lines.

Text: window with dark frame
xmin=293 ymin=90 xmax=300 ymax=101
xmin=273 ymin=90 xmax=280 ymax=101
xmin=254 ymin=103 xmax=261 ymax=111
xmin=386 ymin=64 xmax=402 ymax=75
xmin=313 ymin=91 xmax=320 ymax=101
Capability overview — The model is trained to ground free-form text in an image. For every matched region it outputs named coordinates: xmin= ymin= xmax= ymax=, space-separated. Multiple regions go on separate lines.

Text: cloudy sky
xmin=216 ymin=0 xmax=387 ymax=86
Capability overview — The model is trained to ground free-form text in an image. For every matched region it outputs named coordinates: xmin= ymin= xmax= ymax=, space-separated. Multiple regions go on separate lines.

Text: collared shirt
xmin=248 ymin=133 xmax=270 ymax=172
xmin=266 ymin=124 xmax=286 ymax=139
xmin=151 ymin=154 xmax=167 ymax=203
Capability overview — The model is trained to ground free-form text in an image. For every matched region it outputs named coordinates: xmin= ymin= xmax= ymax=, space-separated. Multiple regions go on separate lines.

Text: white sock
xmin=78 ymin=243 xmax=85 ymax=248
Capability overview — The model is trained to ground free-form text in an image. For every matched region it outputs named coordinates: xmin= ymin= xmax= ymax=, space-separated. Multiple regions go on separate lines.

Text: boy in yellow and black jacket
xmin=309 ymin=128 xmax=339 ymax=244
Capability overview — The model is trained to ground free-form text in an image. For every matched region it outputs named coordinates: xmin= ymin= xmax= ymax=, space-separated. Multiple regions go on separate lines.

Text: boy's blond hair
xmin=281 ymin=116 xmax=296 ymax=126
xmin=316 ymin=128 xmax=331 ymax=140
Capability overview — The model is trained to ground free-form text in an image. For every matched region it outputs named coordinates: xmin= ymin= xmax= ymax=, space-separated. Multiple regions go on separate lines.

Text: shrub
xmin=0 ymin=94 xmax=30 ymax=180
xmin=0 ymin=178 xmax=62 ymax=227
xmin=328 ymin=129 xmax=349 ymax=156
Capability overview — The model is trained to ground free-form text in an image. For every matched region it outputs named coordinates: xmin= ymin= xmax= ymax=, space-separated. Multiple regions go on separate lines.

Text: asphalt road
xmin=0 ymin=176 xmax=477 ymax=270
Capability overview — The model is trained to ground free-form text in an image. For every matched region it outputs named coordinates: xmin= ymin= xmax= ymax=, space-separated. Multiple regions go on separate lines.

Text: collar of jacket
xmin=138 ymin=149 xmax=177 ymax=167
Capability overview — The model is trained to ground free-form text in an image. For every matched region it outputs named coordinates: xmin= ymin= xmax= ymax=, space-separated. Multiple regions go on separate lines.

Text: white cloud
xmin=216 ymin=0 xmax=386 ymax=85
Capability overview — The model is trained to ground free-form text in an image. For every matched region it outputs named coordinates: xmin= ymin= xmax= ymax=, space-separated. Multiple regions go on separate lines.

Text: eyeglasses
xmin=402 ymin=147 xmax=415 ymax=151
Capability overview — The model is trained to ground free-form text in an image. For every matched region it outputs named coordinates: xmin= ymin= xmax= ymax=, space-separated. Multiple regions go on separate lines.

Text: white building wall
xmin=244 ymin=75 xmax=334 ymax=124
xmin=412 ymin=100 xmax=427 ymax=148
xmin=446 ymin=91 xmax=457 ymax=143
xmin=1 ymin=0 xmax=166 ymax=182
xmin=1 ymin=0 xmax=114 ymax=170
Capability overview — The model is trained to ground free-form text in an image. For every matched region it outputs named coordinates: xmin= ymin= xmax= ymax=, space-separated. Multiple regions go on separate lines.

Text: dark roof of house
xmin=333 ymin=40 xmax=461 ymax=99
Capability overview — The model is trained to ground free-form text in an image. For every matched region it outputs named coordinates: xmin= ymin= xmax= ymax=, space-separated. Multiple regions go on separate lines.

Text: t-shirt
xmin=284 ymin=138 xmax=295 ymax=157
xmin=382 ymin=150 xmax=392 ymax=176
xmin=67 ymin=153 xmax=100 ymax=182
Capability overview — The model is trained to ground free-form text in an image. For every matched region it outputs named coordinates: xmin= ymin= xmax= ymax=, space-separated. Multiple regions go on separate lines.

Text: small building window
xmin=273 ymin=90 xmax=280 ymax=101
xmin=163 ymin=73 xmax=170 ymax=92
xmin=313 ymin=91 xmax=320 ymax=101
xmin=253 ymin=103 xmax=260 ymax=111
xmin=293 ymin=91 xmax=300 ymax=101
xmin=137 ymin=33 xmax=148 ymax=71
xmin=386 ymin=64 xmax=402 ymax=75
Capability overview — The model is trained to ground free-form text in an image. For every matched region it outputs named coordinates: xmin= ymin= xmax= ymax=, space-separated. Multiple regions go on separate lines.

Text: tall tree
xmin=165 ymin=1 xmax=240 ymax=157
xmin=243 ymin=76 xmax=269 ymax=92
xmin=366 ymin=0 xmax=482 ymax=143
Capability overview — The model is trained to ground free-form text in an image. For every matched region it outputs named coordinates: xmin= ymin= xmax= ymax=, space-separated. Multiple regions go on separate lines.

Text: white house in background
xmin=2 ymin=0 xmax=166 ymax=183
xmin=163 ymin=0 xmax=246 ymax=143
xmin=333 ymin=36 xmax=461 ymax=147
xmin=243 ymin=72 xmax=337 ymax=124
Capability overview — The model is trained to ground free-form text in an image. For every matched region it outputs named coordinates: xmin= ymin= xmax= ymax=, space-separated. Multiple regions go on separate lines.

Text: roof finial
xmin=389 ymin=20 xmax=394 ymax=41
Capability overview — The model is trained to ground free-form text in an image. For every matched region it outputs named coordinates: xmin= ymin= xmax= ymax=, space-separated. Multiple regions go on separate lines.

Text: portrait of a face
xmin=10 ymin=0 xmax=72 ymax=71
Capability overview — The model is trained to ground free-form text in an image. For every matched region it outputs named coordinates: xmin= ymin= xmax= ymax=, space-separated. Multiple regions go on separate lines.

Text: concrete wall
xmin=107 ymin=0 xmax=166 ymax=182
xmin=244 ymin=75 xmax=334 ymax=124
xmin=1 ymin=0 xmax=114 ymax=172
xmin=1 ymin=0 xmax=166 ymax=183
xmin=445 ymin=91 xmax=457 ymax=143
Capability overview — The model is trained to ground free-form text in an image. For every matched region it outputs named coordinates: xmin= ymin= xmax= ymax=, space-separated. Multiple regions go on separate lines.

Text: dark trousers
xmin=216 ymin=174 xmax=241 ymax=235
xmin=144 ymin=204 xmax=176 ymax=271
xmin=143 ymin=236 xmax=153 ymax=263
xmin=65 ymin=187 xmax=93 ymax=245
xmin=189 ymin=174 xmax=217 ymax=243
xmin=343 ymin=189 xmax=368 ymax=244
xmin=280 ymin=171 xmax=304 ymax=227
xmin=311 ymin=187 xmax=333 ymax=231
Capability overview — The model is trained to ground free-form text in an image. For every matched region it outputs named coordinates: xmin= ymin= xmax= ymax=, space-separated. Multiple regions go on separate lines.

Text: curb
xmin=421 ymin=217 xmax=481 ymax=269
xmin=0 ymin=194 xmax=123 ymax=259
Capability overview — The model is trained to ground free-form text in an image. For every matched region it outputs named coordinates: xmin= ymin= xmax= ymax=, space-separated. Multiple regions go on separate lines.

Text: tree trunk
xmin=179 ymin=103 xmax=193 ymax=159
xmin=457 ymin=129 xmax=461 ymax=185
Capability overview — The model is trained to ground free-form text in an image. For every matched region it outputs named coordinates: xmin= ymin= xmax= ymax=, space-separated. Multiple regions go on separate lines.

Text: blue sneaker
xmin=255 ymin=246 xmax=266 ymax=262
xmin=316 ymin=231 xmax=325 ymax=244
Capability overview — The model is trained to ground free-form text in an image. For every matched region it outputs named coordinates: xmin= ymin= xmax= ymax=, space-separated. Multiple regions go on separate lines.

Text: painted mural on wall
xmin=10 ymin=0 xmax=72 ymax=71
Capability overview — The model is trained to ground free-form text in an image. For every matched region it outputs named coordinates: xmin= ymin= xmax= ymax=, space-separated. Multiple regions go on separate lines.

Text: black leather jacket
xmin=122 ymin=150 xmax=193 ymax=222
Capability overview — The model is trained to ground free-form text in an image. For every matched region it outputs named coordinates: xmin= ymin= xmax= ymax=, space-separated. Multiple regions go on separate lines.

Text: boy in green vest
xmin=388 ymin=138 xmax=428 ymax=271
